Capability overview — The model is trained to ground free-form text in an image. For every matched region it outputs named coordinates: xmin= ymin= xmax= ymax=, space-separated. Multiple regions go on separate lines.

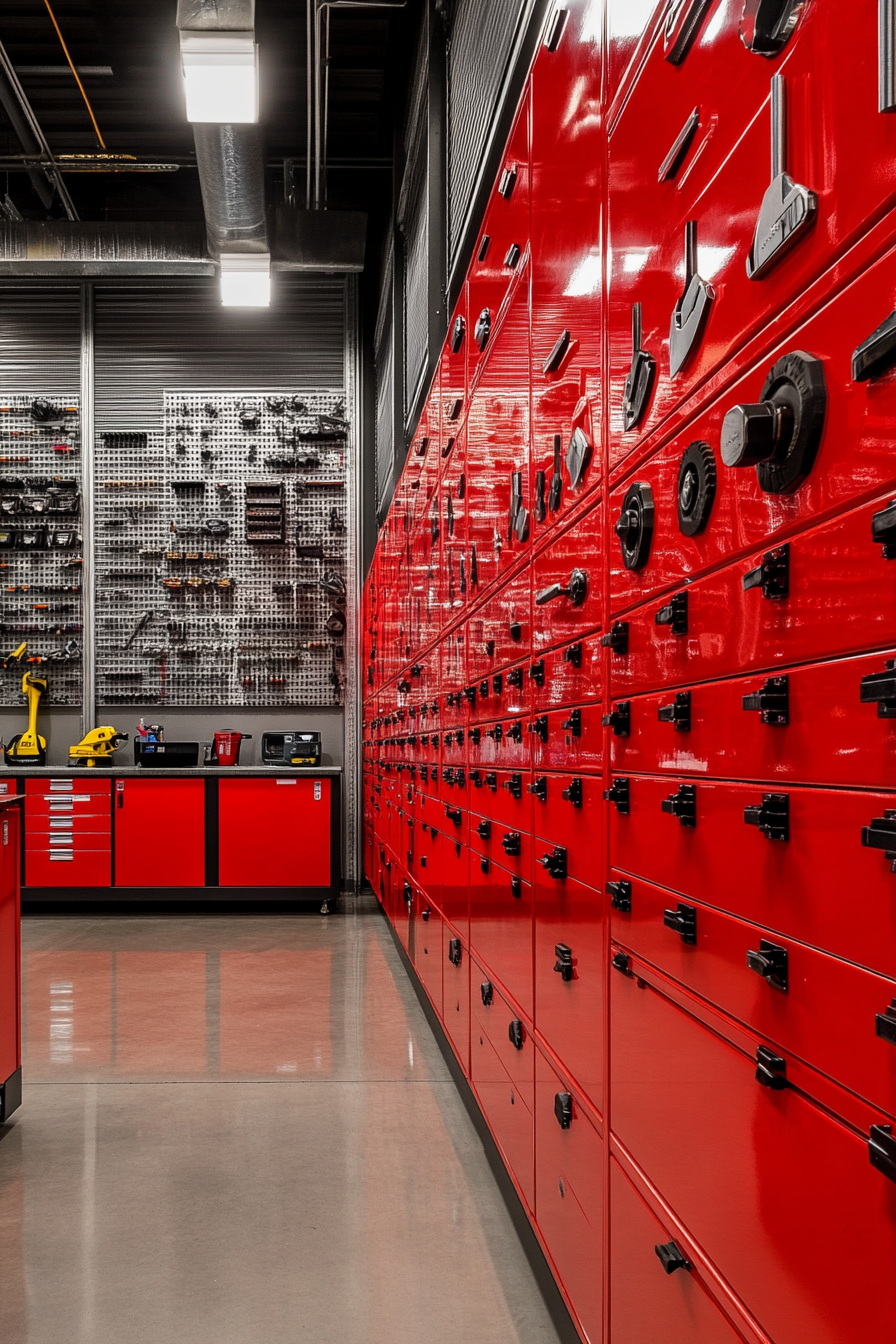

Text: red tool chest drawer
xmin=0 ymin=805 xmax=21 ymax=1093
xmin=535 ymin=1047 xmax=603 ymax=1344
xmin=530 ymin=635 xmax=603 ymax=714
xmin=24 ymin=776 xmax=110 ymax=797
xmin=611 ymin=954 xmax=896 ymax=1344
xmin=530 ymin=706 xmax=602 ymax=774
xmin=25 ymin=847 xmax=111 ymax=889
xmin=469 ymin=850 xmax=533 ymax=1018
xmin=609 ymin=648 xmax=896 ymax=789
xmin=534 ymin=871 xmax=603 ymax=1113
xmin=114 ymin=778 xmax=205 ymax=888
xmin=531 ymin=503 xmax=603 ymax=652
xmin=414 ymin=900 xmax=443 ymax=1014
xmin=612 ymin=871 xmax=896 ymax=1120
xmin=442 ymin=925 xmax=470 ymax=1073
xmin=608 ymin=773 xmax=896 ymax=977
xmin=609 ymin=1158 xmax=750 ymax=1344
xmin=471 ymin=955 xmax=535 ymax=1211
xmin=472 ymin=968 xmax=534 ymax=1112
xmin=218 ymin=777 xmax=331 ymax=887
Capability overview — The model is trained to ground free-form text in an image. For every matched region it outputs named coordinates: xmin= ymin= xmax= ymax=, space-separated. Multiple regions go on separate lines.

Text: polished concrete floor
xmin=0 ymin=895 xmax=563 ymax=1344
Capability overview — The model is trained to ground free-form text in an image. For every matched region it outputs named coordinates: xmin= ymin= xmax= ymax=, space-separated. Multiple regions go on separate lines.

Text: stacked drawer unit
xmin=24 ymin=777 xmax=111 ymax=888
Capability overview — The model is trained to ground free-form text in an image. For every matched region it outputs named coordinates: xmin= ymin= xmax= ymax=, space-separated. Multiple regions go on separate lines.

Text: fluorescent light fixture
xmin=220 ymin=252 xmax=270 ymax=307
xmin=180 ymin=31 xmax=258 ymax=123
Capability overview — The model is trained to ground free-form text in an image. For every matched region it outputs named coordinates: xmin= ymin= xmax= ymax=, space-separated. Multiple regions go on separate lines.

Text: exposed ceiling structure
xmin=0 ymin=1 xmax=408 ymax=229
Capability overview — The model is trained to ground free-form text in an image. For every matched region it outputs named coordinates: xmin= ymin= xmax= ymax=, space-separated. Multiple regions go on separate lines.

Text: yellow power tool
xmin=4 ymin=661 xmax=48 ymax=767
xmin=69 ymin=726 xmax=129 ymax=768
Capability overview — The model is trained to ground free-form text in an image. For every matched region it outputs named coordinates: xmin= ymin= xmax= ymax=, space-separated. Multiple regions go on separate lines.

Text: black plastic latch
xmin=654 ymin=1241 xmax=691 ymax=1274
xmin=860 ymin=660 xmax=896 ymax=717
xmin=509 ymin=619 xmax=522 ymax=641
xmin=743 ymin=544 xmax=789 ymax=599
xmin=661 ymin=783 xmax=697 ymax=827
xmin=655 ymin=590 xmax=689 ymax=635
xmin=535 ymin=469 xmax=547 ymax=523
xmin=530 ymin=716 xmax=549 ymax=743
xmin=403 ymin=881 xmax=412 ymax=906
xmin=448 ymin=938 xmax=462 ymax=967
xmin=608 ymin=879 xmax=632 ymax=912
xmin=528 ymin=776 xmax=548 ymax=802
xmin=508 ymin=1018 xmax=524 ymax=1050
xmin=529 ymin=658 xmax=546 ymax=686
xmin=554 ymin=944 xmax=574 ymax=981
xmin=871 ymin=498 xmax=896 ymax=559
xmin=870 ymin=1124 xmax=896 ymax=1184
xmin=464 ymin=685 xmax=477 ymax=704
xmin=564 ymin=641 xmax=583 ymax=668
xmin=510 ymin=875 xmax=522 ymax=898
xmin=470 ymin=768 xmax=482 ymax=786
xmin=562 ymin=708 xmax=582 ymax=738
xmin=476 ymin=819 xmax=491 ymax=840
xmin=480 ymin=856 xmax=490 ymax=874
xmin=862 ymin=810 xmax=896 ymax=873
xmin=421 ymin=907 xmax=430 ymax=922
xmin=603 ymin=701 xmax=631 ymax=737
xmin=504 ymin=772 xmax=523 ymax=799
xmin=485 ymin=771 xmax=498 ymax=791
xmin=474 ymin=309 xmax=491 ymax=352
xmin=554 ymin=1091 xmax=573 ymax=1128
xmin=470 ymin=727 xmax=481 ymax=745
xmin=602 ymin=622 xmax=629 ymax=656
xmin=663 ymin=901 xmax=697 ymax=944
xmin=747 ymin=939 xmax=789 ymax=991
xmin=612 ymin=951 xmax=633 ymax=976
xmin=536 ymin=568 xmax=588 ymax=608
xmin=604 ymin=778 xmax=630 ymax=814
xmin=658 ymin=690 xmax=692 ymax=732
xmin=875 ymin=999 xmax=896 ymax=1047
xmin=538 ymin=846 xmax=568 ymax=880
xmin=506 ymin=667 xmax=524 ymax=688
xmin=543 ymin=328 xmax=572 ymax=375
xmin=743 ymin=674 xmax=789 ymax=725
xmin=502 ymin=831 xmax=522 ymax=857
xmin=480 ymin=981 xmax=493 ymax=1007
xmin=479 ymin=680 xmax=490 ymax=698
xmin=756 ymin=1045 xmax=789 ymax=1089
xmin=744 ymin=793 xmax=790 ymax=841
xmin=562 ymin=777 xmax=583 ymax=808
xmin=445 ymin=806 xmax=463 ymax=828
xmin=506 ymin=720 xmax=523 ymax=743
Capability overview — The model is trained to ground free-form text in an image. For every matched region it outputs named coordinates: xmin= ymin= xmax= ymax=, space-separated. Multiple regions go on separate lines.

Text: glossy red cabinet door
xmin=114 ymin=778 xmax=205 ymax=887
xmin=0 ymin=807 xmax=21 ymax=1089
xmin=218 ymin=777 xmax=331 ymax=887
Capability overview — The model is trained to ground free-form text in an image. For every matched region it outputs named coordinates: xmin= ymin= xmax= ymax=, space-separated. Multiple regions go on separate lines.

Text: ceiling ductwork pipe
xmin=176 ymin=0 xmax=270 ymax=302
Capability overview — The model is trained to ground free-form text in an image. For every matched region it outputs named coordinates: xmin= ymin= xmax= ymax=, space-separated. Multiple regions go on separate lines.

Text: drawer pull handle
xmin=654 ymin=590 xmax=689 ymax=635
xmin=658 ymin=690 xmax=692 ymax=732
xmin=508 ymin=1018 xmax=524 ymax=1050
xmin=870 ymin=1124 xmax=896 ymax=1184
xmin=875 ymin=999 xmax=896 ymax=1046
xmin=654 ymin=1241 xmax=691 ymax=1275
xmin=860 ymin=659 xmax=896 ymax=717
xmin=49 ymin=853 xmax=74 ymax=862
xmin=862 ymin=809 xmax=896 ymax=872
xmin=608 ymin=879 xmax=632 ymax=913
xmin=553 ymin=944 xmax=574 ymax=982
xmin=743 ymin=543 xmax=789 ymax=599
xmin=554 ymin=1091 xmax=573 ymax=1129
xmin=480 ymin=981 xmax=493 ymax=1007
xmin=663 ymin=902 xmax=697 ymax=944
xmin=747 ymin=939 xmax=789 ymax=992
xmin=743 ymin=674 xmax=789 ymax=725
xmin=537 ymin=846 xmax=567 ymax=881
xmin=604 ymin=777 xmax=630 ymax=814
xmin=756 ymin=1045 xmax=789 ymax=1089
xmin=602 ymin=702 xmax=630 ymax=737
xmin=744 ymin=792 xmax=790 ymax=841
xmin=662 ymin=783 xmax=697 ymax=828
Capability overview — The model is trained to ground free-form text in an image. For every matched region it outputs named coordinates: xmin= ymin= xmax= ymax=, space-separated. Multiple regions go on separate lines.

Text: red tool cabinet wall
xmin=362 ymin=3 xmax=896 ymax=1340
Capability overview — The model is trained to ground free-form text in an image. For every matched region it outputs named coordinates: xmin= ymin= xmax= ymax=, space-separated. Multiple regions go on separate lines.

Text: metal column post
xmin=344 ymin=273 xmax=362 ymax=888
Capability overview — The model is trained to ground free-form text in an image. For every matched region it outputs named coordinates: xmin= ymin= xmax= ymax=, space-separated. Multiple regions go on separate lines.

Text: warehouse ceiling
xmin=0 ymin=0 xmax=411 ymax=225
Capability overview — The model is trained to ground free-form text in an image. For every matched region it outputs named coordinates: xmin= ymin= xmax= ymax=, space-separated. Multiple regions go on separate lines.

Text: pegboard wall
xmin=0 ymin=394 xmax=82 ymax=707
xmin=94 ymin=390 xmax=348 ymax=709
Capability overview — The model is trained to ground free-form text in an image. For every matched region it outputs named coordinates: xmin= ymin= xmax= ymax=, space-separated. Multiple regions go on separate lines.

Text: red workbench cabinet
xmin=217 ymin=776 xmax=332 ymax=888
xmin=114 ymin=777 xmax=205 ymax=888
xmin=0 ymin=800 xmax=22 ymax=1121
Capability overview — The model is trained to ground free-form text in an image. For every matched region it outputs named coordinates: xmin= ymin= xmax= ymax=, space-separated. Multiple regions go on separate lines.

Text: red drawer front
xmin=471 ymin=962 xmax=535 ymax=1211
xmin=609 ymin=494 xmax=896 ymax=697
xmin=468 ymin=716 xmax=530 ymax=770
xmin=531 ymin=770 xmax=602 ymax=887
xmin=25 ymin=847 xmax=111 ymax=888
xmin=531 ymin=635 xmax=604 ymax=713
xmin=0 ymin=780 xmax=17 ymax=797
xmin=608 ymin=773 xmax=896 ymax=977
xmin=442 ymin=929 xmax=470 ymax=1073
xmin=609 ymin=1159 xmax=751 ymax=1344
xmin=0 ymin=808 xmax=20 ymax=1082
xmin=218 ymin=777 xmax=331 ymax=888
xmin=613 ymin=871 xmax=896 ymax=1121
xmin=610 ymin=648 xmax=896 ymax=789
xmin=467 ymin=768 xmax=533 ymax=830
xmin=535 ymin=1047 xmax=603 ymax=1344
xmin=414 ymin=901 xmax=443 ymax=1013
xmin=531 ymin=503 xmax=603 ymax=653
xmin=530 ymin=705 xmax=602 ymax=772
xmin=469 ymin=851 xmax=533 ymax=1018
xmin=437 ymin=832 xmax=469 ymax=935
xmin=26 ymin=812 xmax=111 ymax=839
xmin=470 ymin=810 xmax=532 ymax=878
xmin=472 ymin=968 xmax=534 ymax=1113
xmin=467 ymin=571 xmax=533 ymax=683
xmin=24 ymin=776 xmax=111 ymax=797
xmin=611 ymin=956 xmax=896 ymax=1344
xmin=468 ymin=662 xmax=530 ymax=722
xmin=534 ymin=872 xmax=604 ymax=1114
xmin=114 ymin=777 xmax=205 ymax=888
xmin=25 ymin=793 xmax=111 ymax=820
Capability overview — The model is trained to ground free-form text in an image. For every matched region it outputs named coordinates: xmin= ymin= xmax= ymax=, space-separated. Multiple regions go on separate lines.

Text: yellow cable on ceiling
xmin=42 ymin=0 xmax=107 ymax=150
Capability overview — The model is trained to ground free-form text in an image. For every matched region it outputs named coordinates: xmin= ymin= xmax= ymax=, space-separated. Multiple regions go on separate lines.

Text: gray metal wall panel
xmin=448 ymin=0 xmax=528 ymax=266
xmin=0 ymin=287 xmax=81 ymax=393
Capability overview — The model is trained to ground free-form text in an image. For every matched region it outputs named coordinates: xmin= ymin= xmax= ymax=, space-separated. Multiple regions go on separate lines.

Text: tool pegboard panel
xmin=0 ymin=394 xmax=82 ymax=706
xmin=94 ymin=390 xmax=348 ymax=708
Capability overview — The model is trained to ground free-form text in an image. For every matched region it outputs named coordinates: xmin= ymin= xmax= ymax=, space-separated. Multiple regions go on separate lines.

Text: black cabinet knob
xmin=663 ymin=901 xmax=697 ymax=944
xmin=608 ymin=879 xmax=632 ymax=912
xmin=554 ymin=1091 xmax=573 ymax=1129
xmin=755 ymin=1044 xmax=789 ymax=1089
xmin=602 ymin=621 xmax=629 ymax=656
xmin=506 ymin=667 xmax=523 ymax=688
xmin=476 ymin=819 xmax=491 ymax=840
xmin=655 ymin=590 xmax=688 ymax=635
xmin=508 ymin=1018 xmax=524 ymax=1050
xmin=529 ymin=716 xmax=549 ymax=743
xmin=612 ymin=951 xmax=633 ymax=976
xmin=563 ymin=640 xmax=583 ymax=667
xmin=604 ymin=777 xmax=631 ymax=814
xmin=743 ymin=543 xmax=790 ymax=599
xmin=602 ymin=701 xmax=630 ymax=737
xmin=528 ymin=776 xmax=548 ymax=802
xmin=502 ymin=831 xmax=522 ymax=857
xmin=561 ymin=776 xmax=583 ymax=808
xmin=721 ymin=354 xmax=826 ymax=494
xmin=538 ymin=846 xmax=567 ymax=880
xmin=480 ymin=981 xmax=493 ymax=1007
xmin=448 ymin=938 xmax=462 ymax=967
xmin=658 ymin=690 xmax=691 ymax=732
xmin=743 ymin=674 xmax=789 ymax=725
xmin=503 ymin=773 xmax=523 ymax=799
xmin=615 ymin=483 xmax=654 ymax=570
xmin=562 ymin=708 xmax=582 ymax=738
xmin=661 ymin=783 xmax=697 ymax=827
xmin=529 ymin=659 xmax=546 ymax=686
xmin=554 ymin=943 xmax=574 ymax=981
xmin=744 ymin=792 xmax=789 ymax=841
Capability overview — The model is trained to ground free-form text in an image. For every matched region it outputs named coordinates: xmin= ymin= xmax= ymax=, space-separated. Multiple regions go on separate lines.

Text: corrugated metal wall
xmin=0 ymin=288 xmax=81 ymax=395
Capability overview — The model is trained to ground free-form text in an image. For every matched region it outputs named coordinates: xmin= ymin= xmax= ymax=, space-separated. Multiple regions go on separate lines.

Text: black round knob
xmin=615 ymin=482 xmax=654 ymax=571
xmin=677 ymin=440 xmax=716 ymax=536
xmin=720 ymin=401 xmax=783 ymax=468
